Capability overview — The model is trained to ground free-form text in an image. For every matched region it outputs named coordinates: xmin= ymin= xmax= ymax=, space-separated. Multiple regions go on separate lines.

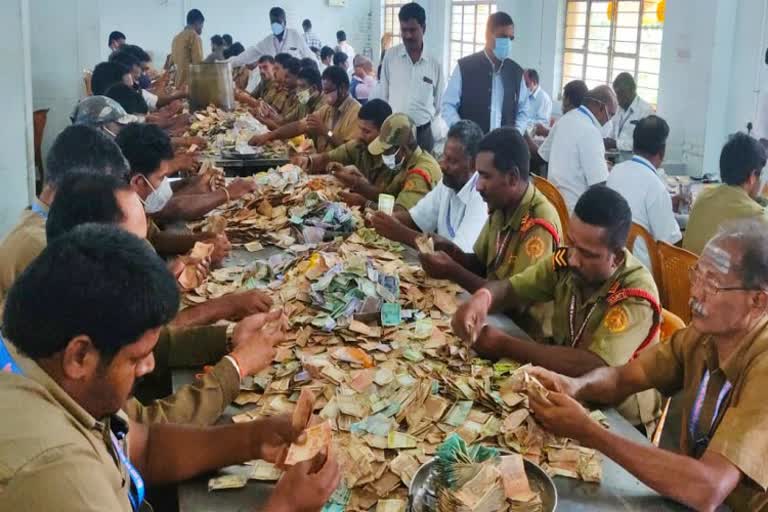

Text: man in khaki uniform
xmin=0 ymin=225 xmax=339 ymax=511
xmin=334 ymin=113 xmax=442 ymax=212
xmin=684 ymin=132 xmax=767 ymax=255
xmin=249 ymin=65 xmax=360 ymax=153
xmin=528 ymin=220 xmax=768 ymax=511
xmin=170 ymin=9 xmax=204 ymax=88
xmin=252 ymin=55 xmax=277 ymax=100
xmin=454 ymin=185 xmax=661 ymax=430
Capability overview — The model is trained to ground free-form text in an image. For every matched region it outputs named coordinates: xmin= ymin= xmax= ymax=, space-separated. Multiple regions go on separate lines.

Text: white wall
xmin=0 ymin=0 xmax=35 ymax=237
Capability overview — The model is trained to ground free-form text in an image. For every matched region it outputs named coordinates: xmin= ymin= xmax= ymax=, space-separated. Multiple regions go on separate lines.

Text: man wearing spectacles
xmin=452 ymin=185 xmax=661 ymax=432
xmin=524 ymin=219 xmax=768 ymax=511
xmin=546 ymin=85 xmax=616 ymax=211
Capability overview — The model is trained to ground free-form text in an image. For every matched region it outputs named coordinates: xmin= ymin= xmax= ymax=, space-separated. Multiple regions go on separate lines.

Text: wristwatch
xmin=327 ymin=130 xmax=334 ymax=139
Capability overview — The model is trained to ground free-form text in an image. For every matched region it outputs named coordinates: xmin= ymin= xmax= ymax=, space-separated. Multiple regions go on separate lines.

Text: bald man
xmin=546 ymin=85 xmax=617 ymax=211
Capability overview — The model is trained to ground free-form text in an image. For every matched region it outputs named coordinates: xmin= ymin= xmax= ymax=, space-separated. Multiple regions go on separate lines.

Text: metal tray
xmin=408 ymin=456 xmax=558 ymax=512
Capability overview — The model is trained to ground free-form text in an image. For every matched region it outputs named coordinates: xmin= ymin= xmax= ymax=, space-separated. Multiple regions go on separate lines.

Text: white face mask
xmin=143 ymin=176 xmax=173 ymax=213
xmin=381 ymin=151 xmax=402 ymax=170
xmin=297 ymin=89 xmax=311 ymax=105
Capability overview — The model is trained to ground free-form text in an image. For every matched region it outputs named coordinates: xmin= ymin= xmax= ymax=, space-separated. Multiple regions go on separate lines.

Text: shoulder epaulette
xmin=606 ymin=286 xmax=662 ymax=359
xmin=520 ymin=214 xmax=561 ymax=246
xmin=552 ymin=247 xmax=568 ymax=270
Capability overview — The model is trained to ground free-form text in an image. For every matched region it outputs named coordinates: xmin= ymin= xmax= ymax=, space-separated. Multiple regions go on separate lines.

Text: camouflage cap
xmin=71 ymin=96 xmax=139 ymax=127
xmin=368 ymin=113 xmax=416 ymax=156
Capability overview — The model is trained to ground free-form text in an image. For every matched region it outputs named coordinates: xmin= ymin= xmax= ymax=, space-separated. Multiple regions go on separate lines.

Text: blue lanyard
xmin=577 ymin=106 xmax=597 ymax=127
xmin=445 ymin=174 xmax=478 ymax=239
xmin=688 ymin=369 xmax=732 ymax=451
xmin=631 ymin=156 xmax=657 ymax=175
xmin=30 ymin=202 xmax=48 ymax=219
xmin=0 ymin=334 xmax=145 ymax=511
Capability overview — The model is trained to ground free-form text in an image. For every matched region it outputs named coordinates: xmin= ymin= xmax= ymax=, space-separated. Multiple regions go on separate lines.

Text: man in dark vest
xmin=442 ymin=12 xmax=530 ymax=134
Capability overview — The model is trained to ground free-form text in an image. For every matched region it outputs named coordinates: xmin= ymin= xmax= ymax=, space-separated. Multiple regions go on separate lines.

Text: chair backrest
xmin=660 ymin=308 xmax=685 ymax=343
xmin=628 ymin=222 xmax=662 ymax=289
xmin=657 ymin=241 xmax=698 ymax=323
xmin=83 ymin=70 xmax=93 ymax=96
xmin=532 ymin=175 xmax=569 ymax=236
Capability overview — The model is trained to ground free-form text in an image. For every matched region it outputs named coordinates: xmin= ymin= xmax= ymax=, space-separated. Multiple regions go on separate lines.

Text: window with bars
xmin=383 ymin=1 xmax=408 ymax=48
xmin=449 ymin=1 xmax=497 ymax=73
xmin=561 ymin=0 xmax=664 ymax=105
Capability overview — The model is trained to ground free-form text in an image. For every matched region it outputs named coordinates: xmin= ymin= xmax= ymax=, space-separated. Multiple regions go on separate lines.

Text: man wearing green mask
xmin=442 ymin=11 xmax=529 ymax=134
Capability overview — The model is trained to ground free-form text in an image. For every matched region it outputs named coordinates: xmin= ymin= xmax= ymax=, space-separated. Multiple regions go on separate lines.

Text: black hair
xmin=337 ymin=30 xmax=347 ymax=42
xmin=563 ymin=80 xmax=588 ymax=108
xmin=320 ymin=46 xmax=335 ymax=61
xmin=4 ymin=224 xmax=179 ymax=361
xmin=574 ymin=185 xmax=632 ymax=251
xmin=270 ymin=7 xmax=286 ymax=19
xmin=477 ymin=127 xmax=530 ymax=179
xmin=399 ymin=2 xmax=426 ymax=29
xmin=104 ymin=83 xmax=149 ymax=115
xmin=46 ymin=172 xmax=130 ymax=241
xmin=300 ymin=57 xmax=319 ymax=72
xmin=108 ymin=31 xmax=126 ymax=47
xmin=487 ymin=12 xmax=514 ymax=31
xmin=322 ymin=65 xmax=350 ymax=90
xmin=187 ymin=9 xmax=204 ymax=25
xmin=274 ymin=53 xmax=293 ymax=68
xmin=91 ymin=61 xmax=130 ymax=96
xmin=613 ymin=72 xmax=637 ymax=93
xmin=119 ymin=44 xmax=151 ymax=64
xmin=525 ymin=69 xmax=540 ymax=84
xmin=284 ymin=58 xmax=302 ymax=78
xmin=298 ymin=66 xmax=322 ymax=91
xmin=333 ymin=52 xmax=348 ymax=67
xmin=258 ymin=55 xmax=275 ymax=65
xmin=359 ymin=99 xmax=393 ymax=129
xmin=302 ymin=19 xmax=312 ymax=29
xmin=45 ymin=125 xmax=129 ymax=187
xmin=109 ymin=51 xmax=141 ymax=74
xmin=720 ymin=132 xmax=768 ymax=186
xmin=223 ymin=42 xmax=244 ymax=58
xmin=116 ymin=123 xmax=175 ymax=178
xmin=632 ymin=115 xmax=669 ymax=157
xmin=222 ymin=34 xmax=233 ymax=46
xmin=211 ymin=35 xmax=224 ymax=47
xmin=448 ymin=120 xmax=484 ymax=159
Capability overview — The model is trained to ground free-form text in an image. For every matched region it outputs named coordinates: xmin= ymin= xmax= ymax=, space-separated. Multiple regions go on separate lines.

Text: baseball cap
xmin=71 ymin=96 xmax=139 ymax=127
xmin=368 ymin=113 xmax=416 ymax=156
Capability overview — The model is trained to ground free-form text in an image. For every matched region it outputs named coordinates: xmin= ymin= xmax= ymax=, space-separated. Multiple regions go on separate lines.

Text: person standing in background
xmin=302 ymin=19 xmax=322 ymax=52
xmin=204 ymin=35 xmax=226 ymax=62
xmin=524 ymin=69 xmax=553 ymax=131
xmin=442 ymin=12 xmax=529 ymax=135
xmin=372 ymin=2 xmax=443 ymax=153
xmin=170 ymin=9 xmax=205 ymax=88
xmin=335 ymin=30 xmax=356 ymax=63
xmin=351 ymin=56 xmax=377 ymax=105
xmin=604 ymin=72 xmax=655 ymax=152
xmin=319 ymin=46 xmax=335 ymax=74
xmin=108 ymin=31 xmax=126 ymax=53
xmin=228 ymin=7 xmax=317 ymax=68
xmin=222 ymin=34 xmax=233 ymax=50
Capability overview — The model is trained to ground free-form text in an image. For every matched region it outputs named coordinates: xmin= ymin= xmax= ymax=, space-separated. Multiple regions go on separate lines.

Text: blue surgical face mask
xmin=493 ymin=37 xmax=511 ymax=61
xmin=271 ymin=22 xmax=285 ymax=36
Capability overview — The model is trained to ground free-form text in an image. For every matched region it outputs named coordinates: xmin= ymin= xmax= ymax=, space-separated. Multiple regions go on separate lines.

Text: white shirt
xmin=604 ymin=95 xmax=655 ymax=152
xmin=526 ymin=86 xmax=553 ymax=129
xmin=335 ymin=41 xmax=356 ymax=62
xmin=408 ymin=172 xmax=488 ymax=253
xmin=547 ymin=106 xmax=609 ymax=211
xmin=228 ymin=29 xmax=317 ymax=67
xmin=537 ymin=120 xmax=559 ymax=162
xmin=607 ymin=155 xmax=682 ymax=268
xmin=370 ymin=44 xmax=444 ymax=127
xmin=141 ymin=89 xmax=158 ymax=112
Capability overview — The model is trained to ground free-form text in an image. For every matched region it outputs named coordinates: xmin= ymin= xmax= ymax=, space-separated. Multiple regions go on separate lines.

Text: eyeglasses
xmin=688 ymin=266 xmax=761 ymax=296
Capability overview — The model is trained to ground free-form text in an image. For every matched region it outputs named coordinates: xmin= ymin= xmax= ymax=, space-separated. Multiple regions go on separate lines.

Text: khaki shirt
xmin=262 ymin=80 xmax=280 ymax=106
xmin=252 ymin=78 xmax=275 ymax=101
xmin=683 ymin=185 xmax=767 ymax=255
xmin=0 ymin=199 xmax=49 ymax=323
xmin=638 ymin=319 xmax=768 ymax=510
xmin=313 ymin=95 xmax=361 ymax=153
xmin=326 ymin=140 xmax=392 ymax=190
xmin=171 ymin=28 xmax=203 ymax=88
xmin=381 ymin=147 xmax=442 ymax=210
xmin=282 ymin=93 xmax=323 ymax=125
xmin=272 ymin=86 xmax=297 ymax=116
xmin=0 ymin=343 xmax=134 ymax=511
xmin=508 ymin=249 xmax=662 ymax=427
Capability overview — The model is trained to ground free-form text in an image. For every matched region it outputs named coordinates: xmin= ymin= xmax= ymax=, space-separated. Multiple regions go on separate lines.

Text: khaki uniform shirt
xmin=313 ymin=95 xmax=361 ymax=153
xmin=272 ymin=87 xmax=297 ymax=116
xmin=326 ymin=140 xmax=393 ymax=190
xmin=261 ymin=80 xmax=280 ymax=106
xmin=282 ymin=94 xmax=323 ymax=125
xmin=0 ymin=343 xmax=135 ymax=511
xmin=508 ymin=249 xmax=663 ymax=427
xmin=381 ymin=147 xmax=442 ymax=210
xmin=0 ymin=199 xmax=48 ymax=323
xmin=252 ymin=78 xmax=274 ymax=101
xmin=683 ymin=185 xmax=767 ymax=255
xmin=171 ymin=28 xmax=203 ymax=88
xmin=638 ymin=319 xmax=768 ymax=510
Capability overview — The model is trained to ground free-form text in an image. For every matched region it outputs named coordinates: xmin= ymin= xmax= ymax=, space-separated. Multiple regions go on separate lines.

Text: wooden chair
xmin=657 ymin=241 xmax=698 ymax=324
xmin=33 ymin=109 xmax=49 ymax=195
xmin=83 ymin=70 xmax=93 ymax=96
xmin=532 ymin=175 xmax=569 ymax=237
xmin=651 ymin=308 xmax=686 ymax=446
xmin=627 ymin=222 xmax=662 ymax=290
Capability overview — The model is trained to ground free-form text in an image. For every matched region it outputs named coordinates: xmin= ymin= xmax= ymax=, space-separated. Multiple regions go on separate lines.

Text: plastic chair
xmin=657 ymin=241 xmax=698 ymax=323
xmin=627 ymin=222 xmax=662 ymax=290
xmin=532 ymin=175 xmax=569 ymax=237
xmin=651 ymin=309 xmax=686 ymax=447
